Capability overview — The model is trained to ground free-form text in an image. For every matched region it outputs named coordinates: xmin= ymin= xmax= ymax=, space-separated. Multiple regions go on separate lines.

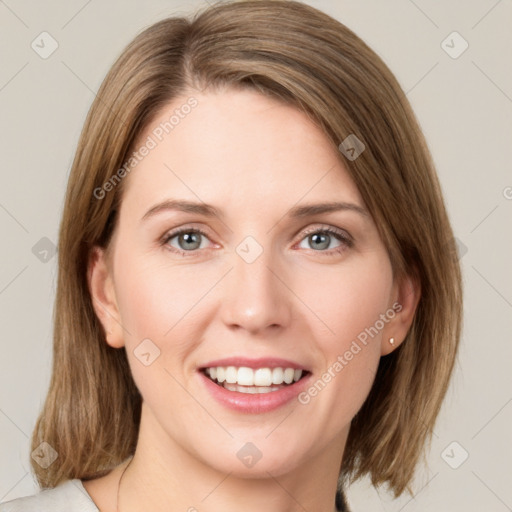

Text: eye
xmin=162 ymin=227 xmax=213 ymax=255
xmin=161 ymin=225 xmax=353 ymax=257
xmin=296 ymin=226 xmax=353 ymax=255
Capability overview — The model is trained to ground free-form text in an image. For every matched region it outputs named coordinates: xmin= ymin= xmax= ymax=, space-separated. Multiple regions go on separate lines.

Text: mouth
xmin=200 ymin=366 xmax=310 ymax=394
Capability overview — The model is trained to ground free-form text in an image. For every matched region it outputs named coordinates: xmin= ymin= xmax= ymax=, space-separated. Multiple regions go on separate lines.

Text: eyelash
xmin=160 ymin=225 xmax=353 ymax=257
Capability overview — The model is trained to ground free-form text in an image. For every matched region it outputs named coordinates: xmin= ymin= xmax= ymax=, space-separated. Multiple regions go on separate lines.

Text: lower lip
xmin=198 ymin=371 xmax=311 ymax=414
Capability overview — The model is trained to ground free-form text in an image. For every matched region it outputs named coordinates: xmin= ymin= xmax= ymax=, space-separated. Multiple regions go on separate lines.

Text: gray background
xmin=1 ymin=1 xmax=511 ymax=510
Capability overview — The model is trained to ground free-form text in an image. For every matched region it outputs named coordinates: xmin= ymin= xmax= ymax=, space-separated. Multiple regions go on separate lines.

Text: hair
xmin=31 ymin=0 xmax=463 ymax=499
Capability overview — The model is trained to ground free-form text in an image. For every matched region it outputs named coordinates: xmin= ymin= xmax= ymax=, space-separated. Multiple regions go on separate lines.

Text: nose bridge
xmin=220 ymin=235 xmax=290 ymax=333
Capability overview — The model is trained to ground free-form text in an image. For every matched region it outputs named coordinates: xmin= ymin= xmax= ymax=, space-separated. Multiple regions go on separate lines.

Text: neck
xmin=118 ymin=402 xmax=346 ymax=512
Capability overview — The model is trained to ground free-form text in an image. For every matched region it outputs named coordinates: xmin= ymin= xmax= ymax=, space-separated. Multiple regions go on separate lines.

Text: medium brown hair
xmin=31 ymin=0 xmax=463 ymax=498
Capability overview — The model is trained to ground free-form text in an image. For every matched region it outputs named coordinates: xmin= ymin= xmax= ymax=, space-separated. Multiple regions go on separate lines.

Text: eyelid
xmin=160 ymin=224 xmax=215 ymax=248
xmin=297 ymin=224 xmax=353 ymax=244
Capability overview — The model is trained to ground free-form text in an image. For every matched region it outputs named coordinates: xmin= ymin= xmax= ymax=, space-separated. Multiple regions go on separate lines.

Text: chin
xmin=198 ymin=439 xmax=308 ymax=479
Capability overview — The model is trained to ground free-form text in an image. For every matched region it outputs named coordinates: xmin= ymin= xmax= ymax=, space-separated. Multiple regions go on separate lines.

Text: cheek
xmin=294 ymin=254 xmax=393 ymax=345
xmin=112 ymin=255 xmax=212 ymax=404
xmin=114 ymin=253 xmax=211 ymax=337
xmin=293 ymin=256 xmax=392 ymax=425
xmin=113 ymin=252 xmax=224 ymax=381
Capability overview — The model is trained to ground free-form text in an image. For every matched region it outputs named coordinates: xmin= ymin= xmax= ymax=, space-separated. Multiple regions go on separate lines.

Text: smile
xmin=202 ymin=366 xmax=307 ymax=394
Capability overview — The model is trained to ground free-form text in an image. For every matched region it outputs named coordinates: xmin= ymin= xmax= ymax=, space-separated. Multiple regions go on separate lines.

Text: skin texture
xmin=86 ymin=87 xmax=419 ymax=512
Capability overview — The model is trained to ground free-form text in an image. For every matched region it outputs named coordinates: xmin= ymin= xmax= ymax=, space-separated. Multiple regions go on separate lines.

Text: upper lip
xmin=199 ymin=357 xmax=310 ymax=371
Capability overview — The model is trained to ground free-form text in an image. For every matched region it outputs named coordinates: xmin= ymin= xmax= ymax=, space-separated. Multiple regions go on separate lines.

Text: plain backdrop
xmin=1 ymin=1 xmax=511 ymax=510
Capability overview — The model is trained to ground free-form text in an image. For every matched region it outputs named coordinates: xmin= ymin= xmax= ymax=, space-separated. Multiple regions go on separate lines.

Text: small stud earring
xmin=389 ymin=337 xmax=395 ymax=346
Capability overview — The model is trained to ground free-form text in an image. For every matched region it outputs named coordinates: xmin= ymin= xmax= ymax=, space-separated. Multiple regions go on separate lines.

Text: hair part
xmin=31 ymin=0 xmax=462 ymax=498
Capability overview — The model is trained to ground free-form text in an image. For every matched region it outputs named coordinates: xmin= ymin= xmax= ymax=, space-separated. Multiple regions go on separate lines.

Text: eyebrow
xmin=141 ymin=199 xmax=369 ymax=222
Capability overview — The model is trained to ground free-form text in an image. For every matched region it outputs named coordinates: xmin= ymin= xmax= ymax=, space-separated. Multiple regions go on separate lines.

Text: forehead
xmin=120 ymin=87 xmax=364 ymax=219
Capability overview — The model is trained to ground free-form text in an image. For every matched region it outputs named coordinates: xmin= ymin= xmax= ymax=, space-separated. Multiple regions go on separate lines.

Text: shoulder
xmin=0 ymin=479 xmax=99 ymax=512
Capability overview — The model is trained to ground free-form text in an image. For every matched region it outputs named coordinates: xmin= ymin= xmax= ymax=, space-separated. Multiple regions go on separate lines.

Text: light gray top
xmin=0 ymin=480 xmax=99 ymax=512
xmin=0 ymin=479 xmax=348 ymax=511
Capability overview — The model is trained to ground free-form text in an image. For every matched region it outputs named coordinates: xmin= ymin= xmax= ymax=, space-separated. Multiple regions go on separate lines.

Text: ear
xmin=87 ymin=246 xmax=125 ymax=348
xmin=381 ymin=270 xmax=421 ymax=356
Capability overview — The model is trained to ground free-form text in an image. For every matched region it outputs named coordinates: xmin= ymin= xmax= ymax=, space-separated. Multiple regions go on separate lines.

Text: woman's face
xmin=90 ymin=87 xmax=412 ymax=478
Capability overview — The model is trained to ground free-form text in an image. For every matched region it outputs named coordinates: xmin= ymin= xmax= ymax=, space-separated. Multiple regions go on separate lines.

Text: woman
xmin=0 ymin=0 xmax=462 ymax=511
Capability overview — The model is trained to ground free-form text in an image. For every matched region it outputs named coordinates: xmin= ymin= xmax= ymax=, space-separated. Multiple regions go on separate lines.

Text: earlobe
xmin=87 ymin=246 xmax=125 ymax=348
xmin=381 ymin=271 xmax=421 ymax=356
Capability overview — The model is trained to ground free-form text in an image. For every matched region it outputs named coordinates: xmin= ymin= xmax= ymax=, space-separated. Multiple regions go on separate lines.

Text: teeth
xmin=216 ymin=367 xmax=225 ymax=382
xmin=225 ymin=366 xmax=238 ymax=384
xmin=237 ymin=367 xmax=254 ymax=386
xmin=254 ymin=368 xmax=272 ymax=386
xmin=223 ymin=383 xmax=281 ymax=394
xmin=204 ymin=366 xmax=304 ymax=387
xmin=283 ymin=368 xmax=295 ymax=384
xmin=272 ymin=367 xmax=284 ymax=385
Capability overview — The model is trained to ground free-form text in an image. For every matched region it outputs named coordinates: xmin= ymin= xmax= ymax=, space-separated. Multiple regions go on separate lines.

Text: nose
xmin=220 ymin=242 xmax=292 ymax=335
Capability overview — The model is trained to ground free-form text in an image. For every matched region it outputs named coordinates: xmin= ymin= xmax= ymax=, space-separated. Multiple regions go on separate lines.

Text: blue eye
xmin=163 ymin=228 xmax=211 ymax=254
xmin=297 ymin=227 xmax=353 ymax=255
xmin=161 ymin=226 xmax=353 ymax=256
